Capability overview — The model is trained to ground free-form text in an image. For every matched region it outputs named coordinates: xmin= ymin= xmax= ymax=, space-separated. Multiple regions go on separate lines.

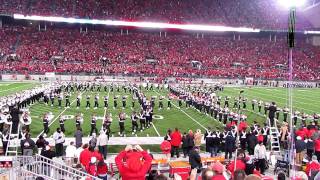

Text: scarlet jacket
xmin=170 ymin=131 xmax=182 ymax=147
xmin=115 ymin=150 xmax=152 ymax=180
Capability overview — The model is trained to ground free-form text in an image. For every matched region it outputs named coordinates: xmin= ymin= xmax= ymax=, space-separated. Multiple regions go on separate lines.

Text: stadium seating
xmin=0 ymin=0 xmax=313 ymax=30
xmin=0 ymin=25 xmax=319 ymax=80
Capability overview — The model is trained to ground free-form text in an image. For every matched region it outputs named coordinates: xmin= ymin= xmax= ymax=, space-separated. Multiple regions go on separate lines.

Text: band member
xmin=65 ymin=92 xmax=70 ymax=107
xmin=90 ymin=114 xmax=98 ymax=136
xmin=223 ymin=107 xmax=229 ymax=124
xmin=167 ymin=96 xmax=172 ymax=109
xmin=159 ymin=96 xmax=164 ymax=110
xmin=104 ymin=95 xmax=108 ymax=109
xmin=218 ymin=108 xmax=223 ymax=122
xmin=313 ymin=113 xmax=319 ymax=125
xmin=258 ymin=100 xmax=263 ymax=113
xmin=76 ymin=93 xmax=81 ymax=109
xmin=58 ymin=93 xmax=63 ymax=108
xmin=94 ymin=94 xmax=99 ymax=109
xmin=0 ymin=110 xmax=5 ymax=132
xmin=131 ymin=111 xmax=139 ymax=134
xmin=242 ymin=98 xmax=247 ymax=109
xmin=43 ymin=113 xmax=49 ymax=136
xmin=104 ymin=85 xmax=108 ymax=92
xmin=59 ymin=116 xmax=65 ymax=132
xmin=86 ymin=95 xmax=91 ymax=109
xmin=97 ymin=84 xmax=101 ymax=92
xmin=146 ymin=106 xmax=153 ymax=128
xmin=240 ymin=130 xmax=247 ymax=150
xmin=113 ymin=95 xmax=118 ymax=109
xmin=301 ymin=112 xmax=308 ymax=127
xmin=50 ymin=92 xmax=55 ymax=107
xmin=264 ymin=102 xmax=269 ymax=115
xmin=132 ymin=95 xmax=137 ymax=109
xmin=233 ymin=97 xmax=238 ymax=108
xmin=75 ymin=114 xmax=83 ymax=128
xmin=283 ymin=107 xmax=289 ymax=122
xmin=178 ymin=96 xmax=182 ymax=108
xmin=251 ymin=99 xmax=257 ymax=110
xmin=276 ymin=107 xmax=281 ymax=120
xmin=293 ymin=111 xmax=300 ymax=126
xmin=20 ymin=111 xmax=32 ymax=132
xmin=122 ymin=95 xmax=127 ymax=109
xmin=224 ymin=96 xmax=230 ymax=108
xmin=139 ymin=110 xmax=146 ymax=131
xmin=118 ymin=111 xmax=126 ymax=136
xmin=103 ymin=114 xmax=112 ymax=135
xmin=261 ymin=123 xmax=269 ymax=146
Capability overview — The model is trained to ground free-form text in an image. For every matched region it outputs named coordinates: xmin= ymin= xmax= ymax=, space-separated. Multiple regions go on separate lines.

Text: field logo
xmin=153 ymin=115 xmax=164 ymax=120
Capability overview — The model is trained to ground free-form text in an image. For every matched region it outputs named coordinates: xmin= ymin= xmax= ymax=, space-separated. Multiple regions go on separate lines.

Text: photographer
xmin=115 ymin=144 xmax=152 ymax=180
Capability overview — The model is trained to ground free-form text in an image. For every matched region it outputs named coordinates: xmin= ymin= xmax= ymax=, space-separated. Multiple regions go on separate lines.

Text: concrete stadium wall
xmin=0 ymin=73 xmax=318 ymax=87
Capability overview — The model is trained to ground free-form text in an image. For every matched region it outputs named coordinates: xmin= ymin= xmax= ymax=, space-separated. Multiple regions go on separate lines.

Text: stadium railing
xmin=6 ymin=154 xmax=101 ymax=180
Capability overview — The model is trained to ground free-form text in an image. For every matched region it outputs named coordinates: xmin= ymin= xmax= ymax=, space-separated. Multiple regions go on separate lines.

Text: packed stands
xmin=0 ymin=0 xmax=313 ymax=30
xmin=0 ymin=25 xmax=319 ymax=80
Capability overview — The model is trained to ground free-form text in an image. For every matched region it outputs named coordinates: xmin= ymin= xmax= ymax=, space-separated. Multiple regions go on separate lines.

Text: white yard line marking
xmin=151 ymin=122 xmax=161 ymax=137
xmin=154 ymin=90 xmax=208 ymax=131
xmin=37 ymin=92 xmax=83 ymax=138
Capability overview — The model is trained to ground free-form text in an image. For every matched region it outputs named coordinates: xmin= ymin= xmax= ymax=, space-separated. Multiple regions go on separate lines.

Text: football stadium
xmin=0 ymin=0 xmax=320 ymax=179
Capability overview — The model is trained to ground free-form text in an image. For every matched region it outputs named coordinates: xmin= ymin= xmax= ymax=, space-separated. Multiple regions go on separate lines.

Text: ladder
xmin=268 ymin=117 xmax=281 ymax=153
xmin=5 ymin=123 xmax=20 ymax=156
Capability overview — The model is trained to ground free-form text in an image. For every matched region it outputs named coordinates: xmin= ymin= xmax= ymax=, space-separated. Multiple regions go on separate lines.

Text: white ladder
xmin=5 ymin=124 xmax=20 ymax=156
xmin=269 ymin=127 xmax=281 ymax=153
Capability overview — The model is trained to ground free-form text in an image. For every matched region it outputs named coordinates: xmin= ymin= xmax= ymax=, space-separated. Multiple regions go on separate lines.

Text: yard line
xmin=37 ymin=92 xmax=82 ymax=138
xmin=151 ymin=122 xmax=161 ymax=137
xmin=153 ymin=90 xmax=208 ymax=131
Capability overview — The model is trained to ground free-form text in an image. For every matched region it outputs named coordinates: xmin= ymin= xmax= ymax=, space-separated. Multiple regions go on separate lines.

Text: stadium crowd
xmin=0 ymin=0 xmax=313 ymax=30
xmin=0 ymin=26 xmax=320 ymax=81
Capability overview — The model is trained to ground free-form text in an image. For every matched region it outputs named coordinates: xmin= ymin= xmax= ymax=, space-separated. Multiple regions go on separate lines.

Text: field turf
xmin=1 ymin=82 xmax=320 ymax=139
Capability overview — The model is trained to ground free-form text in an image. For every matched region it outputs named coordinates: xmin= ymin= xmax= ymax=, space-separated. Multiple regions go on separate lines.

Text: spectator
xmin=89 ymin=133 xmax=97 ymax=148
xmin=170 ymin=128 xmax=182 ymax=158
xmin=277 ymin=172 xmax=286 ymax=180
xmin=93 ymin=147 xmax=103 ymax=162
xmin=97 ymin=159 xmax=108 ymax=180
xmin=200 ymin=168 xmax=214 ymax=180
xmin=314 ymin=137 xmax=320 ymax=160
xmin=211 ymin=162 xmax=227 ymax=180
xmin=234 ymin=170 xmax=247 ymax=180
xmin=40 ymin=145 xmax=55 ymax=176
xmin=86 ymin=157 xmax=98 ymax=176
xmin=244 ymin=174 xmax=262 ymax=180
xmin=80 ymin=144 xmax=93 ymax=168
xmin=97 ymin=130 xmax=108 ymax=159
xmin=306 ymin=137 xmax=314 ymax=160
xmin=20 ymin=133 xmax=35 ymax=156
xmin=74 ymin=127 xmax=83 ymax=148
xmin=75 ymin=143 xmax=85 ymax=163
xmin=65 ymin=141 xmax=77 ymax=165
xmin=194 ymin=129 xmax=202 ymax=148
xmin=247 ymin=131 xmax=258 ymax=155
xmin=52 ymin=127 xmax=65 ymax=157
xmin=295 ymin=136 xmax=306 ymax=165
xmin=187 ymin=130 xmax=195 ymax=155
xmin=305 ymin=155 xmax=320 ymax=178
xmin=227 ymin=151 xmax=246 ymax=178
xmin=160 ymin=137 xmax=172 ymax=160
xmin=36 ymin=135 xmax=47 ymax=150
xmin=254 ymin=141 xmax=267 ymax=175
xmin=189 ymin=146 xmax=202 ymax=173
xmin=115 ymin=144 xmax=152 ymax=180
xmin=182 ymin=132 xmax=189 ymax=158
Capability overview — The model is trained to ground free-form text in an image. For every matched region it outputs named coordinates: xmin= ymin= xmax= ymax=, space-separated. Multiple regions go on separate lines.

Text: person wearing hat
xmin=40 ymin=145 xmax=56 ymax=176
xmin=115 ymin=144 xmax=152 ymax=180
xmin=86 ymin=156 xmax=98 ymax=176
xmin=211 ymin=162 xmax=226 ymax=180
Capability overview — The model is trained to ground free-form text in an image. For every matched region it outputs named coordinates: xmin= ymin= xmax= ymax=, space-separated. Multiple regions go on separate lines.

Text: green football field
xmin=1 ymin=82 xmax=320 ymax=138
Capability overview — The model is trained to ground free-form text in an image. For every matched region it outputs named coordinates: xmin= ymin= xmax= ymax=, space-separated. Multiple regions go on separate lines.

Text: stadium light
xmin=13 ymin=14 xmax=260 ymax=33
xmin=279 ymin=0 xmax=306 ymax=8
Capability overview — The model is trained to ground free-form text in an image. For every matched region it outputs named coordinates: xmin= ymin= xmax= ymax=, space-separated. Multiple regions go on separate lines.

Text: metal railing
xmin=10 ymin=154 xmax=101 ymax=180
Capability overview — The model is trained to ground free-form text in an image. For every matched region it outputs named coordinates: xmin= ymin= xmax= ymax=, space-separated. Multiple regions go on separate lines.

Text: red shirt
xmin=305 ymin=161 xmax=320 ymax=176
xmin=160 ymin=140 xmax=172 ymax=154
xmin=80 ymin=149 xmax=93 ymax=167
xmin=212 ymin=174 xmax=226 ymax=180
xmin=115 ymin=150 xmax=152 ymax=180
xmin=93 ymin=151 xmax=103 ymax=161
xmin=227 ymin=159 xmax=246 ymax=177
xmin=97 ymin=163 xmax=108 ymax=176
xmin=170 ymin=131 xmax=182 ymax=147
xmin=314 ymin=139 xmax=320 ymax=152
xmin=296 ymin=130 xmax=306 ymax=140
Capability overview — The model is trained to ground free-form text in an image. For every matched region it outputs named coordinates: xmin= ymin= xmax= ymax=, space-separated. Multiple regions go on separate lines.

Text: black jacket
xmin=189 ymin=149 xmax=202 ymax=169
xmin=186 ymin=134 xmax=195 ymax=147
xmin=268 ymin=105 xmax=277 ymax=118
xmin=182 ymin=136 xmax=189 ymax=148
xmin=247 ymin=134 xmax=258 ymax=149
xmin=295 ymin=139 xmax=306 ymax=153
xmin=225 ymin=135 xmax=235 ymax=151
